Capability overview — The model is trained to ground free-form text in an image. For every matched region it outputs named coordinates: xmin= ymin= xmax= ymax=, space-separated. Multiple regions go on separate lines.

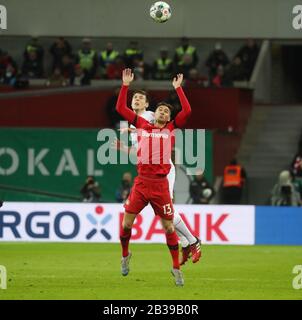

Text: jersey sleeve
xmin=116 ymin=85 xmax=137 ymax=125
xmin=135 ymin=115 xmax=149 ymax=128
xmin=174 ymin=87 xmax=192 ymax=128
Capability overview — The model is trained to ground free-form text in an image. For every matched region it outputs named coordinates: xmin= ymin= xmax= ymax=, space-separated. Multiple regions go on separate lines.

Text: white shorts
xmin=167 ymin=161 xmax=175 ymax=199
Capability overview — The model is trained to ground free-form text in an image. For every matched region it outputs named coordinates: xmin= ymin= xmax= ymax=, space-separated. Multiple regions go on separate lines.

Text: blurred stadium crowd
xmin=271 ymin=130 xmax=302 ymax=206
xmin=0 ymin=36 xmax=259 ymax=89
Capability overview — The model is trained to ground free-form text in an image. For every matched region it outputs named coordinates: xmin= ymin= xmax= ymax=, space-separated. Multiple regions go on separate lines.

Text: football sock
xmin=120 ymin=227 xmax=131 ymax=258
xmin=175 ymin=231 xmax=190 ymax=248
xmin=166 ymin=231 xmax=180 ymax=269
xmin=173 ymin=212 xmax=196 ymax=246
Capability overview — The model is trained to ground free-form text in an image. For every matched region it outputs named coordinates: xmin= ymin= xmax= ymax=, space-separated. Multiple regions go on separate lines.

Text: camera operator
xmin=189 ymin=170 xmax=215 ymax=204
xmin=115 ymin=172 xmax=132 ymax=203
xmin=271 ymin=170 xmax=301 ymax=206
xmin=80 ymin=176 xmax=101 ymax=203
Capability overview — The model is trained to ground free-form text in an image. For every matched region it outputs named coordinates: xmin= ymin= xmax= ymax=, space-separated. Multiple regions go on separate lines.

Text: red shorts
xmin=124 ymin=175 xmax=174 ymax=220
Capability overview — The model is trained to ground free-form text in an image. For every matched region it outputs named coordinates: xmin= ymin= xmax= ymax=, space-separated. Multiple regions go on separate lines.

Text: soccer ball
xmin=150 ymin=1 xmax=172 ymax=23
xmin=202 ymin=188 xmax=213 ymax=199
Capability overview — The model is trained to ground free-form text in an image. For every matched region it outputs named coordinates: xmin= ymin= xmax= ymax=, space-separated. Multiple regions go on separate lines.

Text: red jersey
xmin=134 ymin=117 xmax=175 ymax=177
xmin=116 ymin=85 xmax=191 ymax=178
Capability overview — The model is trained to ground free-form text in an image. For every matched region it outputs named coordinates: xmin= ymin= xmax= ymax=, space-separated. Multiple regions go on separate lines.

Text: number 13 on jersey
xmin=163 ymin=203 xmax=173 ymax=215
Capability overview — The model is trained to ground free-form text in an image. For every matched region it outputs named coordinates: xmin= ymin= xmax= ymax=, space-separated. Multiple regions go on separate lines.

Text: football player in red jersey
xmin=116 ymin=69 xmax=191 ymax=286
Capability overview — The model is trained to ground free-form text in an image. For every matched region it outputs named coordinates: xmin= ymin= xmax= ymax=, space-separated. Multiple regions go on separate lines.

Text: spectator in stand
xmin=133 ymin=57 xmax=151 ymax=80
xmin=70 ymin=64 xmax=91 ymax=86
xmin=1 ymin=63 xmax=17 ymax=86
xmin=225 ymin=56 xmax=249 ymax=82
xmin=22 ymin=50 xmax=44 ymax=78
xmin=205 ymin=42 xmax=229 ymax=78
xmin=222 ymin=159 xmax=247 ymax=204
xmin=124 ymin=40 xmax=143 ymax=68
xmin=271 ymin=170 xmax=301 ymax=206
xmin=115 ymin=172 xmax=133 ymax=203
xmin=23 ymin=37 xmax=44 ymax=68
xmin=185 ymin=68 xmax=207 ymax=88
xmin=59 ymin=54 xmax=75 ymax=79
xmin=81 ymin=176 xmax=101 ymax=203
xmin=133 ymin=57 xmax=144 ymax=80
xmin=106 ymin=56 xmax=125 ymax=80
xmin=76 ymin=38 xmax=98 ymax=78
xmin=210 ymin=64 xmax=232 ymax=88
xmin=152 ymin=48 xmax=173 ymax=80
xmin=105 ymin=87 xmax=124 ymax=128
xmin=189 ymin=170 xmax=215 ymax=204
xmin=0 ymin=50 xmax=17 ymax=78
xmin=175 ymin=53 xmax=196 ymax=78
xmin=299 ymin=130 xmax=302 ymax=148
xmin=45 ymin=67 xmax=67 ymax=88
xmin=291 ymin=142 xmax=302 ymax=198
xmin=291 ymin=143 xmax=302 ymax=178
xmin=235 ymin=39 xmax=259 ymax=79
xmin=99 ymin=42 xmax=119 ymax=78
xmin=49 ymin=37 xmax=72 ymax=70
xmin=174 ymin=37 xmax=198 ymax=71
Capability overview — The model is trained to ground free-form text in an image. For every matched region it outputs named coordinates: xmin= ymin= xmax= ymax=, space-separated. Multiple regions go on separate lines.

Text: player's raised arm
xmin=172 ymin=74 xmax=192 ymax=128
xmin=116 ymin=69 xmax=137 ymax=124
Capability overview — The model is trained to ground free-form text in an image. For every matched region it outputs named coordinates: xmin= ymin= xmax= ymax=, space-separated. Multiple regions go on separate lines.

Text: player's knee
xmin=122 ymin=221 xmax=133 ymax=231
xmin=164 ymin=223 xmax=175 ymax=234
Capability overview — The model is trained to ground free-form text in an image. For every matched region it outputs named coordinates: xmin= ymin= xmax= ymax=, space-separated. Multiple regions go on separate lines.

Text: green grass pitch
xmin=0 ymin=243 xmax=301 ymax=300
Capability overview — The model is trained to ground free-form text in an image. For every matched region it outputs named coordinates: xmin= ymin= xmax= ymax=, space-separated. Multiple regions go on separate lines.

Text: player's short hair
xmin=155 ymin=102 xmax=174 ymax=116
xmin=132 ymin=90 xmax=149 ymax=103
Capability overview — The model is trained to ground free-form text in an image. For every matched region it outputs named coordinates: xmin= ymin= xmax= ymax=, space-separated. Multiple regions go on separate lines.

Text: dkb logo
xmin=86 ymin=206 xmax=112 ymax=240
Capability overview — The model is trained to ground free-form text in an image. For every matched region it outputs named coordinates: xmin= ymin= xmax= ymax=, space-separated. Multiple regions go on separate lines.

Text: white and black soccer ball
xmin=202 ymin=188 xmax=213 ymax=199
xmin=150 ymin=1 xmax=172 ymax=23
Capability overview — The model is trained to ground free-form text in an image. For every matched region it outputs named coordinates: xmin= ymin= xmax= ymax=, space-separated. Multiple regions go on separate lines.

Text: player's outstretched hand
xmin=118 ymin=127 xmax=136 ymax=134
xmin=122 ymin=68 xmax=134 ymax=86
xmin=172 ymin=73 xmax=183 ymax=89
